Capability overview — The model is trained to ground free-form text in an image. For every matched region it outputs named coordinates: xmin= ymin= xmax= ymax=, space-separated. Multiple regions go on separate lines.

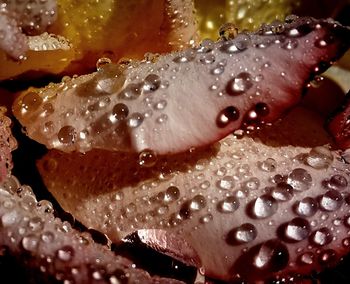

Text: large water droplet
xmin=119 ymin=83 xmax=142 ymax=100
xmin=227 ymin=223 xmax=257 ymax=245
xmin=326 ymin=175 xmax=348 ymax=190
xmin=305 ymin=146 xmax=333 ymax=169
xmin=287 ymin=168 xmax=312 ymax=191
xmin=138 ymin=149 xmax=157 ymax=167
xmin=112 ymin=103 xmax=129 ymax=121
xmin=127 ymin=113 xmax=144 ymax=128
xmin=248 ymin=194 xmax=278 ymax=219
xmin=319 ymin=190 xmax=343 ymax=212
xmin=293 ymin=197 xmax=318 ymax=217
xmin=310 ymin=228 xmax=333 ymax=246
xmin=164 ymin=186 xmax=180 ymax=203
xmin=258 ymin=158 xmax=277 ymax=172
xmin=58 ymin=126 xmax=77 ymax=145
xmin=271 ymin=183 xmax=293 ymax=202
xmin=279 ymin=217 xmax=311 ymax=242
xmin=217 ymin=196 xmax=239 ymax=213
xmin=143 ymin=74 xmax=161 ymax=93
xmin=179 ymin=195 xmax=206 ymax=219
xmin=21 ymin=92 xmax=43 ymax=114
xmin=226 ymin=72 xmax=253 ymax=96
xmin=216 ymin=176 xmax=235 ymax=190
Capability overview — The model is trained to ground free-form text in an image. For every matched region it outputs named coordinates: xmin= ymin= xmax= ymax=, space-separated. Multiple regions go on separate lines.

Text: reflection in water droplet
xmin=226 ymin=72 xmax=253 ymax=96
xmin=310 ymin=228 xmax=333 ymax=246
xmin=127 ymin=113 xmax=144 ymax=128
xmin=112 ymin=103 xmax=129 ymax=121
xmin=287 ymin=168 xmax=312 ymax=191
xmin=227 ymin=223 xmax=257 ymax=245
xmin=248 ymin=194 xmax=278 ymax=219
xmin=319 ymin=190 xmax=343 ymax=212
xmin=293 ymin=197 xmax=318 ymax=217
xmin=279 ymin=218 xmax=311 ymax=242
xmin=217 ymin=196 xmax=239 ymax=213
xmin=164 ymin=186 xmax=180 ymax=203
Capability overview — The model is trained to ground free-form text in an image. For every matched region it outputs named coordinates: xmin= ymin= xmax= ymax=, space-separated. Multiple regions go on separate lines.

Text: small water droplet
xmin=28 ymin=217 xmax=44 ymax=232
xmin=281 ymin=39 xmax=298 ymax=50
xmin=216 ymin=176 xmax=235 ymax=190
xmin=248 ymin=194 xmax=278 ymax=219
xmin=310 ymin=228 xmax=332 ymax=246
xmin=226 ymin=72 xmax=253 ymax=96
xmin=153 ymin=100 xmax=167 ymax=110
xmin=258 ymin=158 xmax=277 ymax=172
xmin=96 ymin=57 xmax=112 ymax=70
xmin=179 ymin=195 xmax=206 ymax=219
xmin=287 ymin=168 xmax=312 ymax=191
xmin=199 ymin=213 xmax=213 ymax=224
xmin=200 ymin=54 xmax=215 ymax=64
xmin=298 ymin=252 xmax=314 ymax=265
xmin=21 ymin=92 xmax=43 ymax=114
xmin=173 ymin=50 xmax=196 ymax=63
xmin=119 ymin=83 xmax=142 ymax=100
xmin=41 ymin=231 xmax=55 ymax=243
xmin=242 ymin=177 xmax=260 ymax=191
xmin=227 ymin=223 xmax=257 ymax=245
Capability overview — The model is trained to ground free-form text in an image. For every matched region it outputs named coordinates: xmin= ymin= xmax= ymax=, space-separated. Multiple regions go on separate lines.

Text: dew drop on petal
xmin=287 ymin=168 xmax=312 ymax=191
xmin=57 ymin=126 xmax=77 ymax=145
xmin=217 ymin=196 xmax=239 ymax=213
xmin=293 ymin=197 xmax=318 ymax=217
xmin=319 ymin=190 xmax=343 ymax=212
xmin=305 ymin=146 xmax=333 ymax=169
xmin=227 ymin=223 xmax=257 ymax=245
xmin=226 ymin=72 xmax=253 ymax=96
xmin=310 ymin=228 xmax=333 ymax=246
xmin=279 ymin=217 xmax=311 ymax=242
xmin=249 ymin=194 xmax=278 ymax=219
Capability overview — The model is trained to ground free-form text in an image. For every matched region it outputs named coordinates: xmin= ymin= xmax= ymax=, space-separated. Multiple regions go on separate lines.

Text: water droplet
xmin=153 ymin=100 xmax=167 ymax=110
xmin=173 ymin=50 xmax=196 ymax=63
xmin=127 ymin=113 xmax=144 ymax=128
xmin=293 ymin=197 xmax=318 ymax=217
xmin=196 ymin=39 xmax=214 ymax=53
xmin=279 ymin=218 xmax=311 ymax=242
xmin=281 ymin=39 xmax=298 ymax=50
xmin=216 ymin=176 xmax=235 ymax=190
xmin=258 ymin=158 xmax=277 ymax=172
xmin=286 ymin=24 xmax=313 ymax=38
xmin=41 ymin=231 xmax=55 ymax=243
xmin=199 ymin=213 xmax=213 ymax=224
xmin=287 ymin=168 xmax=312 ymax=191
xmin=319 ymin=190 xmax=343 ymax=212
xmin=318 ymin=249 xmax=337 ymax=266
xmin=219 ymin=23 xmax=239 ymax=40
xmin=216 ymin=106 xmax=240 ymax=128
xmin=58 ymin=126 xmax=77 ymax=145
xmin=56 ymin=246 xmax=74 ymax=262
xmin=119 ymin=83 xmax=142 ymax=100
xmin=200 ymin=53 xmax=216 ymax=64
xmin=227 ymin=223 xmax=257 ymax=245
xmin=249 ymin=194 xmax=278 ymax=219
xmin=22 ymin=235 xmax=39 ymax=251
xmin=1 ymin=211 xmax=18 ymax=227
xmin=112 ymin=103 xmax=129 ymax=120
xmin=342 ymin=237 xmax=350 ymax=248
xmin=242 ymin=177 xmax=260 ymax=191
xmin=164 ymin=186 xmax=180 ymax=202
xmin=327 ymin=175 xmax=348 ymax=190
xmin=156 ymin=114 xmax=168 ymax=124
xmin=226 ymin=72 xmax=253 ymax=96
xmin=211 ymin=66 xmax=225 ymax=75
xmin=21 ymin=92 xmax=43 ymax=113
xmin=271 ymin=183 xmax=293 ymax=202
xmin=254 ymin=103 xmax=269 ymax=117
xmin=143 ymin=74 xmax=161 ymax=93
xmin=29 ymin=217 xmax=44 ymax=232
xmin=237 ymin=240 xmax=289 ymax=276
xmin=217 ymin=196 xmax=239 ymax=213
xmin=0 ymin=175 xmax=20 ymax=194
xmin=138 ymin=149 xmax=157 ymax=168
xmin=96 ymin=57 xmax=112 ymax=70
xmin=305 ymin=146 xmax=333 ymax=169
xmin=298 ymin=252 xmax=314 ymax=265
xmin=310 ymin=228 xmax=332 ymax=246
xmin=179 ymin=195 xmax=206 ymax=219
xmin=220 ymin=35 xmax=249 ymax=54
